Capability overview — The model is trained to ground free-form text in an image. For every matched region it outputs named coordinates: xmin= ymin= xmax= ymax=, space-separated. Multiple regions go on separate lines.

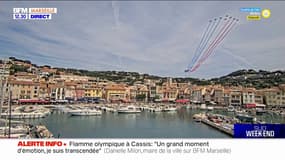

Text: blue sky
xmin=0 ymin=1 xmax=284 ymax=79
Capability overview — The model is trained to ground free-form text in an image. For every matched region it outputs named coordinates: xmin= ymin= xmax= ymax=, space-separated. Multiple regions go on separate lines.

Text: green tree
xmin=10 ymin=64 xmax=29 ymax=74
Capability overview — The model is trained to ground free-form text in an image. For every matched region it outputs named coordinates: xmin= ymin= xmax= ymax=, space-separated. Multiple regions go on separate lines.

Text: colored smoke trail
xmin=185 ymin=15 xmax=239 ymax=73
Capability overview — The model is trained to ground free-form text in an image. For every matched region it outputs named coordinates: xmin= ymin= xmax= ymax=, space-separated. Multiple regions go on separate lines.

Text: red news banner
xmin=18 ymin=141 xmax=66 ymax=147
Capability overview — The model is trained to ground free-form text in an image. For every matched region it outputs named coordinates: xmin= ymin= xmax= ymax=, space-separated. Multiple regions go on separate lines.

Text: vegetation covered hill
xmin=6 ymin=57 xmax=285 ymax=88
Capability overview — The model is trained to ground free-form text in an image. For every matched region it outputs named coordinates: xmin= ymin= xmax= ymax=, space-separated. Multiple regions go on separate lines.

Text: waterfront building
xmin=191 ymin=86 xmax=204 ymax=103
xmin=64 ymin=82 xmax=77 ymax=100
xmin=148 ymin=85 xmax=158 ymax=102
xmin=136 ymin=84 xmax=148 ymax=102
xmin=49 ymin=81 xmax=65 ymax=101
xmin=104 ymin=84 xmax=126 ymax=102
xmin=254 ymin=90 xmax=264 ymax=106
xmin=230 ymin=88 xmax=242 ymax=107
xmin=177 ymin=83 xmax=191 ymax=99
xmin=212 ymin=87 xmax=224 ymax=105
xmin=278 ymin=85 xmax=285 ymax=106
xmin=162 ymin=87 xmax=178 ymax=101
xmin=223 ymin=89 xmax=231 ymax=106
xmin=9 ymin=80 xmax=39 ymax=100
xmin=127 ymin=86 xmax=137 ymax=102
xmin=242 ymin=88 xmax=256 ymax=105
xmin=75 ymin=83 xmax=85 ymax=100
xmin=39 ymin=82 xmax=50 ymax=100
xmin=154 ymin=86 xmax=164 ymax=102
xmin=263 ymin=87 xmax=279 ymax=107
xmin=161 ymin=78 xmax=178 ymax=101
xmin=204 ymin=87 xmax=212 ymax=103
xmin=84 ymin=86 xmax=103 ymax=99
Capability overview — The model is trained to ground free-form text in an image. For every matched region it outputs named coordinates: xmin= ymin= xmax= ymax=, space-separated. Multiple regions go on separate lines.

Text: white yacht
xmin=67 ymin=108 xmax=85 ymax=114
xmin=149 ymin=107 xmax=163 ymax=112
xmin=117 ymin=105 xmax=141 ymax=114
xmin=200 ymin=104 xmax=207 ymax=110
xmin=192 ymin=113 xmax=206 ymax=122
xmin=162 ymin=107 xmax=177 ymax=112
xmin=71 ymin=109 xmax=102 ymax=116
xmin=207 ymin=106 xmax=214 ymax=111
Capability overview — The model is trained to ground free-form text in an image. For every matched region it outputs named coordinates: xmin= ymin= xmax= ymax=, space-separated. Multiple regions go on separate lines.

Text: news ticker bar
xmin=13 ymin=8 xmax=57 ymax=20
xmin=0 ymin=139 xmax=284 ymax=160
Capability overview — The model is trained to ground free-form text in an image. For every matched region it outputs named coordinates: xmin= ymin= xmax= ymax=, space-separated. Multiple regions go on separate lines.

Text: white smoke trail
xmin=111 ymin=1 xmax=123 ymax=69
xmin=111 ymin=1 xmax=120 ymax=28
xmin=221 ymin=46 xmax=257 ymax=69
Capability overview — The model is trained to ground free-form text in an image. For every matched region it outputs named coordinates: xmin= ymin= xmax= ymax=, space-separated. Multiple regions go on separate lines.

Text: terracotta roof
xmin=9 ymin=80 xmax=39 ymax=86
xmin=263 ymin=87 xmax=280 ymax=92
xmin=15 ymin=72 xmax=31 ymax=76
xmin=65 ymin=82 xmax=77 ymax=86
xmin=242 ymin=88 xmax=256 ymax=92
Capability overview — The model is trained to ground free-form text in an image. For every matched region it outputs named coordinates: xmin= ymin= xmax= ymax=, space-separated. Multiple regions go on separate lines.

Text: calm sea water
xmin=24 ymin=107 xmax=285 ymax=138
xmin=25 ymin=108 xmax=231 ymax=138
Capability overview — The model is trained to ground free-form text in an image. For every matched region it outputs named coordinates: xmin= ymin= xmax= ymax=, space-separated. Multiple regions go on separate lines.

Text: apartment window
xmin=27 ymin=91 xmax=31 ymax=94
xmin=21 ymin=90 xmax=25 ymax=94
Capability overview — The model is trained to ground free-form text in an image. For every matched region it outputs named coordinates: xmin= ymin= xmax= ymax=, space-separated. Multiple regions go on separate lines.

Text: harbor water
xmin=24 ymin=107 xmax=231 ymax=138
xmin=23 ymin=106 xmax=285 ymax=138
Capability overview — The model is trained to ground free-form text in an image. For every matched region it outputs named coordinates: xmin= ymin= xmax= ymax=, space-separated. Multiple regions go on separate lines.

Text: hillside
xmin=4 ymin=57 xmax=285 ymax=88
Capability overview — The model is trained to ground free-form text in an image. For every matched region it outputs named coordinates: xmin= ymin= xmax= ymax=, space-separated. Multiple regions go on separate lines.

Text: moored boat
xmin=256 ymin=108 xmax=266 ymax=115
xmin=227 ymin=106 xmax=235 ymax=112
xmin=117 ymin=105 xmax=141 ymax=114
xmin=192 ymin=113 xmax=206 ymax=122
xmin=207 ymin=106 xmax=214 ymax=111
xmin=236 ymin=114 xmax=256 ymax=123
xmin=71 ymin=109 xmax=102 ymax=116
xmin=162 ymin=107 xmax=177 ymax=112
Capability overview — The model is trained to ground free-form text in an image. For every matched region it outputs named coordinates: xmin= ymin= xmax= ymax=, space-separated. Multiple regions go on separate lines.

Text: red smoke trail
xmin=191 ymin=19 xmax=237 ymax=72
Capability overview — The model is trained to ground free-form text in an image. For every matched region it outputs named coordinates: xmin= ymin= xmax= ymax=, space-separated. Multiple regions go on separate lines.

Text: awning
xmin=161 ymin=99 xmax=169 ymax=102
xmin=175 ymin=99 xmax=190 ymax=103
xmin=244 ymin=103 xmax=256 ymax=108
